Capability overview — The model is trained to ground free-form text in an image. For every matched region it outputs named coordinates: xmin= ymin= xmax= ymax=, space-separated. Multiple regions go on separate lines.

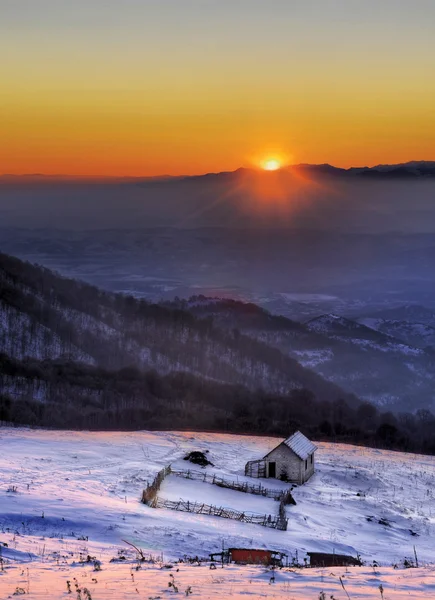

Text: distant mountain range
xmin=2 ymin=161 xmax=435 ymax=182
xmin=291 ymin=161 xmax=435 ymax=178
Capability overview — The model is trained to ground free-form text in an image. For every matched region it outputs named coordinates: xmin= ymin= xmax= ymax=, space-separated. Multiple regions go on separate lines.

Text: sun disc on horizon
xmin=262 ymin=159 xmax=281 ymax=171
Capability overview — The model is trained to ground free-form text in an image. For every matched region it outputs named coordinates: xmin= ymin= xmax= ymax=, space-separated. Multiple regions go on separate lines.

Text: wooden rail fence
xmin=152 ymin=497 xmax=288 ymax=530
xmin=141 ymin=465 xmax=172 ymax=505
xmin=141 ymin=465 xmax=291 ymax=530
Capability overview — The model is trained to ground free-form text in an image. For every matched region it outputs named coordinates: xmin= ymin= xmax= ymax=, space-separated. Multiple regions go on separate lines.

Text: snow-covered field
xmin=1 ymin=427 xmax=435 ymax=598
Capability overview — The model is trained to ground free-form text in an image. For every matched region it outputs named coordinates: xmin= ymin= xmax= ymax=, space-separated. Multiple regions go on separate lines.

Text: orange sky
xmin=1 ymin=1 xmax=434 ymax=177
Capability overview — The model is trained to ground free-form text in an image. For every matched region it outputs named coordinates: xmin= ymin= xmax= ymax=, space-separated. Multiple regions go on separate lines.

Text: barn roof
xmin=282 ymin=431 xmax=317 ymax=460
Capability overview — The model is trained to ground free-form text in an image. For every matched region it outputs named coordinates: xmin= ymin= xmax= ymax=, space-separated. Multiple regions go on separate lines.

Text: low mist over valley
xmin=1 ymin=164 xmax=435 ymax=426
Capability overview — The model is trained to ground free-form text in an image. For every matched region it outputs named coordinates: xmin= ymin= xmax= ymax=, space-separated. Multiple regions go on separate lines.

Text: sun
xmin=262 ymin=159 xmax=281 ymax=171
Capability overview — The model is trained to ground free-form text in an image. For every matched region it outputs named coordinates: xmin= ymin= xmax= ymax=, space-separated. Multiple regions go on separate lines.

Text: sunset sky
xmin=1 ymin=0 xmax=434 ymax=177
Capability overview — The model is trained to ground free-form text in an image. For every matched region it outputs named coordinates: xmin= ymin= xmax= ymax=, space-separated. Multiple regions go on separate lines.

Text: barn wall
xmin=266 ymin=444 xmax=301 ymax=482
xmin=300 ymin=452 xmax=315 ymax=483
xmin=230 ymin=549 xmax=271 ymax=565
xmin=308 ymin=553 xmax=361 ymax=567
xmin=265 ymin=444 xmax=316 ymax=483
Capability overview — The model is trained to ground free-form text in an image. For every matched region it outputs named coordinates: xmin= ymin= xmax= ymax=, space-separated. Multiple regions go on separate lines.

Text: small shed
xmin=307 ymin=552 xmax=362 ymax=568
xmin=245 ymin=431 xmax=317 ymax=484
xmin=210 ymin=548 xmax=287 ymax=567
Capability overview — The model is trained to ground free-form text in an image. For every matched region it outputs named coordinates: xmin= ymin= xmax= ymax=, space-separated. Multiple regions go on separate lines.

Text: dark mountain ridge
xmin=0 ymin=251 xmax=355 ymax=402
xmin=167 ymin=296 xmax=435 ymax=413
xmin=2 ymin=161 xmax=435 ymax=182
xmin=2 ymin=253 xmax=435 ymax=454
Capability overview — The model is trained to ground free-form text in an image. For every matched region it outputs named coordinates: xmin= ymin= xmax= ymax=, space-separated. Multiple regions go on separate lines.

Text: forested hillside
xmin=2 ymin=253 xmax=435 ymax=453
xmin=0 ymin=251 xmax=355 ymax=400
xmin=2 ymin=352 xmax=435 ymax=454
xmin=168 ymin=297 xmax=435 ymax=412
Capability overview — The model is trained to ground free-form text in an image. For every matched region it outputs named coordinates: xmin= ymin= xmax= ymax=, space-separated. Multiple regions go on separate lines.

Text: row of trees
xmin=2 ymin=355 xmax=435 ymax=455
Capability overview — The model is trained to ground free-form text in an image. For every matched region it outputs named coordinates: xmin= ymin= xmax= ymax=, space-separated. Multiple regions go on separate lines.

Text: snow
xmin=2 ymin=561 xmax=435 ymax=599
xmin=293 ymin=348 xmax=333 ymax=368
xmin=345 ymin=336 xmax=423 ymax=356
xmin=359 ymin=317 xmax=435 ymax=349
xmin=1 ymin=428 xmax=435 ymax=598
xmin=306 ymin=313 xmax=425 ymax=356
xmin=282 ymin=431 xmax=317 ymax=460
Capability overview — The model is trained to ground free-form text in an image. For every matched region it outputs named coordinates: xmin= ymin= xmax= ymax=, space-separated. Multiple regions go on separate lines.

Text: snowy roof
xmin=282 ymin=431 xmax=317 ymax=460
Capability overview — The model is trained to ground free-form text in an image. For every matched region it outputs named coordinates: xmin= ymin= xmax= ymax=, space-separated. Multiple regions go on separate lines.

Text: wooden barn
xmin=245 ymin=431 xmax=317 ymax=484
xmin=307 ymin=552 xmax=362 ymax=568
xmin=210 ymin=548 xmax=287 ymax=567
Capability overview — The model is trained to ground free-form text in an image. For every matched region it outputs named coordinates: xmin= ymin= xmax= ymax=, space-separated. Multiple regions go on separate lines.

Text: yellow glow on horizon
xmin=262 ymin=159 xmax=282 ymax=171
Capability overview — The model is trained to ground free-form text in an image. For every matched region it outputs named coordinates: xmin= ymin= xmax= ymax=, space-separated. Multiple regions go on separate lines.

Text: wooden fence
xmin=245 ymin=459 xmax=267 ymax=479
xmin=171 ymin=468 xmax=295 ymax=503
xmin=141 ymin=465 xmax=172 ymax=505
xmin=141 ymin=465 xmax=290 ymax=530
xmin=152 ymin=497 xmax=288 ymax=530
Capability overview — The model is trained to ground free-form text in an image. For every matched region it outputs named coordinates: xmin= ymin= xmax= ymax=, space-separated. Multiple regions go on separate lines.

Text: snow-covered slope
xmin=359 ymin=317 xmax=435 ymax=349
xmin=303 ymin=314 xmax=435 ymax=409
xmin=1 ymin=428 xmax=434 ymax=565
xmin=0 ymin=252 xmax=353 ymax=404
xmin=1 ymin=428 xmax=435 ymax=598
xmin=361 ymin=304 xmax=435 ymax=327
xmin=176 ymin=298 xmax=435 ymax=411
xmin=306 ymin=313 xmax=422 ymax=355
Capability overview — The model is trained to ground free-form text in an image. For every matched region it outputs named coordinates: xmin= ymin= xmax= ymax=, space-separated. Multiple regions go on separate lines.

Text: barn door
xmin=268 ymin=462 xmax=276 ymax=478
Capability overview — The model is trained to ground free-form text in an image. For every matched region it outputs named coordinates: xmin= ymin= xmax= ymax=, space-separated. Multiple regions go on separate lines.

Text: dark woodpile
xmin=183 ymin=451 xmax=213 ymax=467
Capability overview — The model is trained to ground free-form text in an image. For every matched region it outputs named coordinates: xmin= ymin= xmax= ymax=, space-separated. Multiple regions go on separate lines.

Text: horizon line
xmin=0 ymin=159 xmax=434 ymax=181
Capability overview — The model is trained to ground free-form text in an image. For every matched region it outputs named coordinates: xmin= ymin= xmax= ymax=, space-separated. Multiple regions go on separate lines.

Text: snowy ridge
xmin=359 ymin=317 xmax=435 ymax=349
xmin=306 ymin=313 xmax=423 ymax=355
xmin=181 ymin=299 xmax=435 ymax=411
